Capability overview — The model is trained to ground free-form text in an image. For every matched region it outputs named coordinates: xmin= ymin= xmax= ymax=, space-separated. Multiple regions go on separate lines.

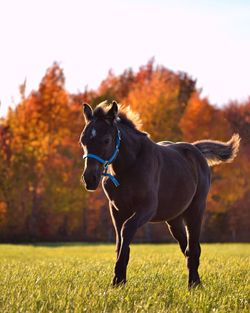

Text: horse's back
xmin=159 ymin=141 xmax=211 ymax=187
xmin=158 ymin=141 xmax=209 ymax=171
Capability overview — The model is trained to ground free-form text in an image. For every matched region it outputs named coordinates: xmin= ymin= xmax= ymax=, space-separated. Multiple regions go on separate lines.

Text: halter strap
xmin=83 ymin=129 xmax=121 ymax=187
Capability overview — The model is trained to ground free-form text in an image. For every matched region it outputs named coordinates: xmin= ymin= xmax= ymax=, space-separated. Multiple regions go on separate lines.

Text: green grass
xmin=0 ymin=244 xmax=249 ymax=312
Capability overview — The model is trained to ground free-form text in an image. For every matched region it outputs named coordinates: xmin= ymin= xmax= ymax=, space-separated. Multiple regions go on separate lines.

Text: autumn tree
xmin=0 ymin=64 xmax=88 ymax=241
xmin=123 ymin=60 xmax=196 ymax=141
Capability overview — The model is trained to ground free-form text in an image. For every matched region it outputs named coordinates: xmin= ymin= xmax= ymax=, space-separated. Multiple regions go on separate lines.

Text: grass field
xmin=0 ymin=244 xmax=249 ymax=313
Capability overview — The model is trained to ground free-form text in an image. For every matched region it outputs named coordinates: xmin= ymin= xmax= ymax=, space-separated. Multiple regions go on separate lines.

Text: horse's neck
xmin=112 ymin=126 xmax=144 ymax=176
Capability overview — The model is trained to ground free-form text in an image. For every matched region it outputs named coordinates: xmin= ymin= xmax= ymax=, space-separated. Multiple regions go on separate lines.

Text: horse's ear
xmin=106 ymin=101 xmax=118 ymax=121
xmin=83 ymin=103 xmax=93 ymax=122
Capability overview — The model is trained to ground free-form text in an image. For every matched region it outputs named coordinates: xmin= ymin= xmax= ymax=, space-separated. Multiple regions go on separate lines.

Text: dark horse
xmin=80 ymin=100 xmax=240 ymax=288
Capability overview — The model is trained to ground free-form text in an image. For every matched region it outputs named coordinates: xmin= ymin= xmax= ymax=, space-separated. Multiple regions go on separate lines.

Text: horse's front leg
xmin=109 ymin=204 xmax=124 ymax=260
xmin=113 ymin=205 xmax=155 ymax=286
xmin=110 ymin=204 xmax=130 ymax=286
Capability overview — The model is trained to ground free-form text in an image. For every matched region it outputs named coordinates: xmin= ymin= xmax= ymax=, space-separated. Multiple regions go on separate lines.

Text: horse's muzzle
xmin=82 ymin=172 xmax=101 ymax=191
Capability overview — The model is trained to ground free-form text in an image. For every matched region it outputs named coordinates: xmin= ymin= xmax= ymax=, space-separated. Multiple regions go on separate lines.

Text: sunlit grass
xmin=0 ymin=244 xmax=249 ymax=312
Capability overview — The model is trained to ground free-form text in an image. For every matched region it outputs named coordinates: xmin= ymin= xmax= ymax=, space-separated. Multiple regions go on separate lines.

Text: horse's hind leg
xmin=166 ymin=216 xmax=187 ymax=255
xmin=183 ymin=200 xmax=206 ymax=288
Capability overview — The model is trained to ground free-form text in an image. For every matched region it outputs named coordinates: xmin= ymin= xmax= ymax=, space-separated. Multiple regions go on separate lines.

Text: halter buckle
xmin=103 ymin=161 xmax=109 ymax=170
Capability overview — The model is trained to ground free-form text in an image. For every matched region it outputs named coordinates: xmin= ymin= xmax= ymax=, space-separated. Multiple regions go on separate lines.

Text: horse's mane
xmin=93 ymin=101 xmax=147 ymax=136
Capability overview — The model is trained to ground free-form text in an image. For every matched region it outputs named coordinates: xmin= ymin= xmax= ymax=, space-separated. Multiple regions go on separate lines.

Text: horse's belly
xmin=150 ymin=201 xmax=191 ymax=222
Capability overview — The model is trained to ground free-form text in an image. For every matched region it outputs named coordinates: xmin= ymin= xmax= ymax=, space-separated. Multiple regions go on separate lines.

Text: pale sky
xmin=0 ymin=0 xmax=250 ymax=117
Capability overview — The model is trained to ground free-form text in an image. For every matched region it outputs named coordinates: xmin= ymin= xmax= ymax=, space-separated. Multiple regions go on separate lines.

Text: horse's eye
xmin=104 ymin=138 xmax=110 ymax=145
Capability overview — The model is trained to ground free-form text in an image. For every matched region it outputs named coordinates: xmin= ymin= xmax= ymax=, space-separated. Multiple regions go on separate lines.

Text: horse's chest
xmin=102 ymin=179 xmax=133 ymax=211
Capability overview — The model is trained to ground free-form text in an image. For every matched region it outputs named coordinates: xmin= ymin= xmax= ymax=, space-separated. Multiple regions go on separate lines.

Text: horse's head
xmin=80 ymin=101 xmax=119 ymax=191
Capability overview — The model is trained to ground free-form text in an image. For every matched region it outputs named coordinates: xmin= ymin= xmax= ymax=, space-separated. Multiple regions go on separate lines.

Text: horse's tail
xmin=193 ymin=134 xmax=241 ymax=167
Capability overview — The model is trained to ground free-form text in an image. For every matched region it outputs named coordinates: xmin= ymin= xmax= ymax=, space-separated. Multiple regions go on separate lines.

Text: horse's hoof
xmin=188 ymin=279 xmax=202 ymax=290
xmin=112 ymin=276 xmax=126 ymax=287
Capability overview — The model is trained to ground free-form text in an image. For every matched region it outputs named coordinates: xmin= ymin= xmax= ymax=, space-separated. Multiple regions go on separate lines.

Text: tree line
xmin=0 ymin=60 xmax=249 ymax=242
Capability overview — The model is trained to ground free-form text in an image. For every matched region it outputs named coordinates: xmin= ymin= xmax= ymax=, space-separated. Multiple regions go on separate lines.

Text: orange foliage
xmin=180 ymin=92 xmax=231 ymax=141
xmin=124 ymin=61 xmax=195 ymax=141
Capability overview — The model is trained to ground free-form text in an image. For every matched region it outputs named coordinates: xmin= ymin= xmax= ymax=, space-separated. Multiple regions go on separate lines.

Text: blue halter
xmin=83 ymin=129 xmax=121 ymax=187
